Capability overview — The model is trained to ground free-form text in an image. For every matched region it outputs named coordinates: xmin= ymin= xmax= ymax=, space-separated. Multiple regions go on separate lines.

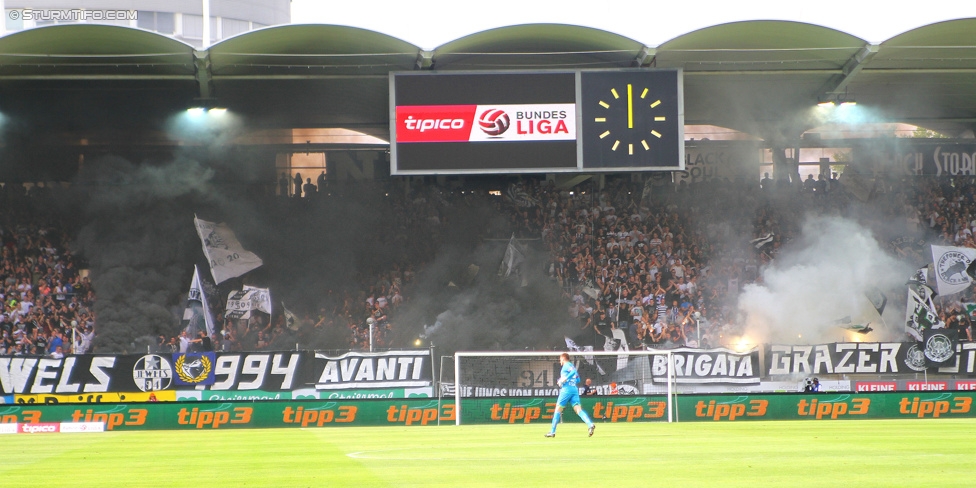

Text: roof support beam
xmin=212 ymin=74 xmax=390 ymax=80
xmin=416 ymin=50 xmax=434 ymax=70
xmin=193 ymin=49 xmax=214 ymax=99
xmin=635 ymin=46 xmax=656 ymax=67
xmin=0 ymin=75 xmax=195 ymax=80
xmin=818 ymin=43 xmax=879 ymax=98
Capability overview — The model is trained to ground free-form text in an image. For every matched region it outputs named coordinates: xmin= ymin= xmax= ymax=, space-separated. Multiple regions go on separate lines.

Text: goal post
xmin=452 ymin=350 xmax=676 ymax=425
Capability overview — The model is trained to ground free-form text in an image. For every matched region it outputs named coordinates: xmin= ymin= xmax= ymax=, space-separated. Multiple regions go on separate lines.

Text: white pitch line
xmin=346 ymin=449 xmax=563 ymax=461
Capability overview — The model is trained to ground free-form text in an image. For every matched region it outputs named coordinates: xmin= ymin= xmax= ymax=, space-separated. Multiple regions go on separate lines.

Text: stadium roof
xmin=0 ymin=19 xmax=975 ymax=141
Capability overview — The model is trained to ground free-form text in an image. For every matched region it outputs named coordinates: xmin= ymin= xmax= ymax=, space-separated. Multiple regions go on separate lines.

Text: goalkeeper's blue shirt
xmin=559 ymin=362 xmax=580 ymax=391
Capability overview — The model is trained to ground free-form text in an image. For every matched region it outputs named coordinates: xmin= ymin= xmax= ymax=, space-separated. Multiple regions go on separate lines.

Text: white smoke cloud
xmin=738 ymin=216 xmax=911 ymax=345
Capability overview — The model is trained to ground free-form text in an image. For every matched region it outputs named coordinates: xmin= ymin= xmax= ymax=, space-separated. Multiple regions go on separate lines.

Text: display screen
xmin=390 ymin=70 xmax=683 ymax=174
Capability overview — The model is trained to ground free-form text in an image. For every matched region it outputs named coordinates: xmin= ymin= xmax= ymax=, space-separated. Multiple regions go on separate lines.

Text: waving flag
xmin=750 ymin=233 xmax=775 ymax=250
xmin=181 ymin=266 xmax=215 ymax=338
xmin=225 ymin=286 xmax=272 ymax=320
xmin=905 ymin=284 xmax=943 ymax=341
xmin=930 ymin=245 xmax=976 ymax=296
xmin=194 ymin=216 xmax=263 ymax=284
xmin=497 ymin=234 xmax=526 ymax=278
xmin=283 ymin=303 xmax=300 ymax=331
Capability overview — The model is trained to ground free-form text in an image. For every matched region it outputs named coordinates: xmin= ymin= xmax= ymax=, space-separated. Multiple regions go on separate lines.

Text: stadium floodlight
xmin=187 ymin=98 xmax=227 ymax=115
xmin=451 ymin=350 xmax=676 ymax=426
xmin=818 ymin=90 xmax=856 ymax=108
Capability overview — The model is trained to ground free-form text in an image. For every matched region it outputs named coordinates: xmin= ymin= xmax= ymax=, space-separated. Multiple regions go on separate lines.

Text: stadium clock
xmin=592 ymin=83 xmax=669 ymax=156
xmin=579 ymin=69 xmax=683 ymax=170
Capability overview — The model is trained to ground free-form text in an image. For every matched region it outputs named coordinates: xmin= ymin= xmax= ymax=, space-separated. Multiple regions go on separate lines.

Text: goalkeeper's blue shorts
xmin=555 ymin=388 xmax=581 ymax=408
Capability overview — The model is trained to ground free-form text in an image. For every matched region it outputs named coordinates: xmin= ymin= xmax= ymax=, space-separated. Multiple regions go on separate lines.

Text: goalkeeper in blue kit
xmin=546 ymin=352 xmax=595 ymax=438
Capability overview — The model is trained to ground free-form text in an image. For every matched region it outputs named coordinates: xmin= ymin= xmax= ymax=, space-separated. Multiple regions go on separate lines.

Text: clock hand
xmin=627 ymin=84 xmax=634 ymax=129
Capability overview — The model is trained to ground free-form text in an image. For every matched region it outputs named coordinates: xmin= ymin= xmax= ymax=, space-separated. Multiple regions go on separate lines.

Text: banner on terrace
xmin=0 ymin=352 xmax=309 ymax=396
xmin=674 ymin=145 xmax=761 ymax=185
xmin=853 ymin=143 xmax=976 ymax=177
xmin=0 ymin=351 xmax=436 ymax=398
xmin=311 ymin=350 xmax=433 ymax=390
xmin=766 ymin=342 xmax=976 ymax=375
xmin=650 ymin=347 xmax=761 ymax=385
xmin=455 ymin=348 xmax=761 ymax=398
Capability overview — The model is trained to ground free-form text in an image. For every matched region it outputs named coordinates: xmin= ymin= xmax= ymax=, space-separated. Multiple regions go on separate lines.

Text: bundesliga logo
xmin=402 ymin=116 xmax=465 ymax=132
xmin=478 ymin=109 xmax=510 ymax=136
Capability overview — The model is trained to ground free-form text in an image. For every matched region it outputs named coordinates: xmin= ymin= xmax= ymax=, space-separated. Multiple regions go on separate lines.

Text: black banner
xmin=766 ymin=342 xmax=976 ymax=375
xmin=650 ymin=348 xmax=761 ymax=384
xmin=0 ymin=354 xmax=162 ymax=395
xmin=0 ymin=351 xmax=313 ymax=395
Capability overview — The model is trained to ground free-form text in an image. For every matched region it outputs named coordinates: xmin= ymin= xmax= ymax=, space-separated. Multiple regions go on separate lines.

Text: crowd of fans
xmin=209 ymin=179 xmax=504 ymax=353
xmin=0 ymin=183 xmax=95 ymax=356
xmin=5 ymin=164 xmax=976 ymax=358
xmin=518 ymin=169 xmax=973 ymax=351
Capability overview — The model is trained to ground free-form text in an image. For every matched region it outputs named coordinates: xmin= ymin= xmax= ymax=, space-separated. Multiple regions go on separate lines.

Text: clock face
xmin=580 ymin=70 xmax=683 ymax=170
xmin=594 ymin=83 xmax=669 ymax=155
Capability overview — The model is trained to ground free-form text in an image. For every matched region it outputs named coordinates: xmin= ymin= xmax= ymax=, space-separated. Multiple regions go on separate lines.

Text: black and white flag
xmin=905 ymin=284 xmax=943 ymax=341
xmin=181 ymin=266 xmax=216 ymax=337
xmin=750 ymin=233 xmax=774 ymax=250
xmin=565 ymin=337 xmax=605 ymax=375
xmin=283 ymin=303 xmax=299 ymax=331
xmin=833 ymin=288 xmax=889 ymax=335
xmin=497 ymin=234 xmax=526 ymax=279
xmin=225 ymin=286 xmax=272 ymax=320
xmin=505 ymin=184 xmax=539 ymax=208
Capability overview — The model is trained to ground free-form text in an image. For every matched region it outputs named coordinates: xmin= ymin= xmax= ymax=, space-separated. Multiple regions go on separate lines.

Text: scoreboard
xmin=390 ymin=69 xmax=684 ymax=175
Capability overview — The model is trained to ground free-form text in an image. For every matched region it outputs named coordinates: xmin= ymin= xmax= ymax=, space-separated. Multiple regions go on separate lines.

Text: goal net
xmin=450 ymin=350 xmax=677 ymax=425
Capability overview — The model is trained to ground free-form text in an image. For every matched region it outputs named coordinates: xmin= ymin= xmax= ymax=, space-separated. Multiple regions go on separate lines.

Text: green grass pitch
xmin=3 ymin=419 xmax=974 ymax=487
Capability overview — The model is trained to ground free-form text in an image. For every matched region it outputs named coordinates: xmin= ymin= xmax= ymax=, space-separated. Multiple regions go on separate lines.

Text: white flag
xmin=181 ymin=265 xmax=215 ymax=337
xmin=930 ymin=245 xmax=976 ymax=296
xmin=194 ymin=216 xmax=263 ymax=284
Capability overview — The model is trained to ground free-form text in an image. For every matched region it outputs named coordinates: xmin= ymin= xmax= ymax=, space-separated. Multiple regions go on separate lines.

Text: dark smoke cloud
xmin=388 ymin=239 xmax=577 ymax=356
xmin=72 ymin=155 xmax=217 ymax=352
xmin=69 ymin=130 xmax=573 ymax=355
